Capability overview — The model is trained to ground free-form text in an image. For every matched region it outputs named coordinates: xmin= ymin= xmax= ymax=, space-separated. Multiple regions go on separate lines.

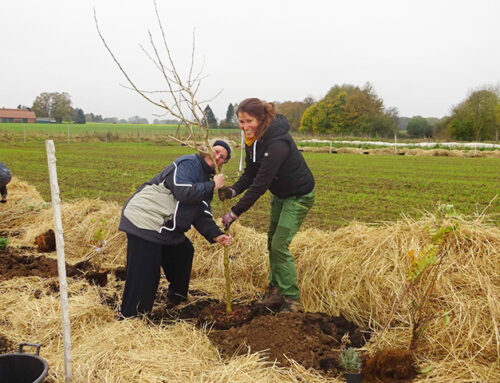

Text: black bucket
xmin=0 ymin=343 xmax=49 ymax=383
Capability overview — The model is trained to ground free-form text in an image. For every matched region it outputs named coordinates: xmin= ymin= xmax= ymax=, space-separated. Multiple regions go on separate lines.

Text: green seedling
xmin=0 ymin=237 xmax=9 ymax=250
xmin=376 ymin=205 xmax=459 ymax=351
xmin=88 ymin=218 xmax=109 ymax=271
xmin=340 ymin=347 xmax=361 ymax=373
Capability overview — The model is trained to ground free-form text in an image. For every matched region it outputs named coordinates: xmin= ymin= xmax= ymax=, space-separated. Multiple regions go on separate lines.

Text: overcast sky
xmin=2 ymin=0 xmax=499 ymax=122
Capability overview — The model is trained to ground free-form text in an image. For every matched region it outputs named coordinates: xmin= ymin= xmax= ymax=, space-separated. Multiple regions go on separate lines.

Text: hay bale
xmin=372 ymin=148 xmax=396 ymax=155
xmin=7 ymin=177 xmax=45 ymax=204
xmin=337 ymin=147 xmax=362 ymax=154
xmin=300 ymin=146 xmax=330 ymax=153
xmin=1 ymin=179 xmax=499 ymax=382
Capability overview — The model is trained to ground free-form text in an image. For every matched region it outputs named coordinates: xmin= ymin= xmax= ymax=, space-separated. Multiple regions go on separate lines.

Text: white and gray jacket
xmin=118 ymin=154 xmax=223 ymax=245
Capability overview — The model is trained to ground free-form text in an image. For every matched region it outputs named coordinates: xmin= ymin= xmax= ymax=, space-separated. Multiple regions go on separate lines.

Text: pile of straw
xmin=1 ymin=178 xmax=499 ymax=382
xmin=299 ymin=146 xmax=500 ymax=158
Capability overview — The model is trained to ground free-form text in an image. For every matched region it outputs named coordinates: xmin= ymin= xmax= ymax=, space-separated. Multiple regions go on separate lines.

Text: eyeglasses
xmin=213 ymin=147 xmax=228 ymax=163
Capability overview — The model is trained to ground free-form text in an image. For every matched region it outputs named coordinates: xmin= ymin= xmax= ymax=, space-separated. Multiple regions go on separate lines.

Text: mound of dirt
xmin=0 ymin=250 xmax=80 ymax=280
xmin=0 ymin=250 xmax=113 ymax=287
xmin=151 ymin=297 xmax=369 ymax=376
xmin=34 ymin=229 xmax=56 ymax=252
xmin=210 ymin=311 xmax=358 ymax=374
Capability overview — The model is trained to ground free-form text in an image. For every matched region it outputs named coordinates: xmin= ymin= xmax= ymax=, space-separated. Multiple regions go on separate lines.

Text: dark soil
xmin=0 ymin=249 xmax=119 ymax=287
xmin=34 ymin=229 xmax=56 ymax=252
xmin=151 ymin=296 xmax=370 ymax=377
xmin=0 ymin=248 xmax=81 ymax=281
xmin=0 ymin=334 xmax=14 ymax=354
xmin=114 ymin=266 xmax=127 ymax=281
xmin=73 ymin=260 xmax=110 ymax=287
xmin=210 ymin=311 xmax=349 ymax=372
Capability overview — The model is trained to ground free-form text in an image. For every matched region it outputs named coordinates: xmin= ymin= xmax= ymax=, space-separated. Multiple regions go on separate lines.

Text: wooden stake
xmin=222 ymin=199 xmax=232 ymax=312
xmin=45 ymin=140 xmax=73 ymax=383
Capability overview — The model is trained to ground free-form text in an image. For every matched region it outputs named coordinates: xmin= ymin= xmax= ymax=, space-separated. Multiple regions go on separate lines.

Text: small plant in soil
xmin=375 ymin=204 xmax=458 ymax=352
xmin=0 ymin=237 xmax=9 ymax=250
xmin=340 ymin=347 xmax=362 ymax=383
xmin=406 ymin=204 xmax=457 ymax=350
xmin=340 ymin=347 xmax=361 ymax=373
xmin=88 ymin=218 xmax=109 ymax=271
xmin=79 ymin=218 xmax=110 ymax=286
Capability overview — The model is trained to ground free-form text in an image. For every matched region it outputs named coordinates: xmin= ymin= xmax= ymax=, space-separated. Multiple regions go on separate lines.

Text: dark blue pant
xmin=0 ymin=168 xmax=11 ymax=199
xmin=120 ymin=234 xmax=194 ymax=318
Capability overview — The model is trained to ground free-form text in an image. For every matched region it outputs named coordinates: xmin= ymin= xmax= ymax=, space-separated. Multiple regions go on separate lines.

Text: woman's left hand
xmin=222 ymin=210 xmax=238 ymax=229
xmin=214 ymin=234 xmax=232 ymax=246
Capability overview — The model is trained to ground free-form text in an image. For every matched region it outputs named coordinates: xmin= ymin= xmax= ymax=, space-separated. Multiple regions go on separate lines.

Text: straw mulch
xmin=1 ymin=178 xmax=499 ymax=382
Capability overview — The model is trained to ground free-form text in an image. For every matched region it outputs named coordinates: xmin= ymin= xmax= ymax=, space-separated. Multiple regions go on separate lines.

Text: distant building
xmin=36 ymin=117 xmax=57 ymax=123
xmin=0 ymin=108 xmax=37 ymax=123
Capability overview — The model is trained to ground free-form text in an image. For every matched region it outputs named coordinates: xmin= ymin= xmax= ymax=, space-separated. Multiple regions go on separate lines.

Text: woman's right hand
xmin=213 ymin=173 xmax=226 ymax=191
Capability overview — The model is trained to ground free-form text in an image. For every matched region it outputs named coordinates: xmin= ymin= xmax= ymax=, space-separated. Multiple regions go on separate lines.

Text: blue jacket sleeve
xmin=192 ymin=201 xmax=224 ymax=243
xmin=165 ymin=159 xmax=215 ymax=204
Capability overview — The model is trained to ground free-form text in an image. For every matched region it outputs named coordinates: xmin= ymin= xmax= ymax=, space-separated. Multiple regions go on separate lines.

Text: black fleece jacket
xmin=231 ymin=114 xmax=315 ymax=217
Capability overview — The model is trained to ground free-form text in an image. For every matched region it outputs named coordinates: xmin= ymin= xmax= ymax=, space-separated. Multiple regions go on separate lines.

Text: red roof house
xmin=0 ymin=108 xmax=37 ymax=123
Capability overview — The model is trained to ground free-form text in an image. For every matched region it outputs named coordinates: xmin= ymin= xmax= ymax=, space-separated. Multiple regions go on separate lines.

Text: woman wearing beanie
xmin=219 ymin=98 xmax=315 ymax=313
xmin=119 ymin=141 xmax=233 ymax=318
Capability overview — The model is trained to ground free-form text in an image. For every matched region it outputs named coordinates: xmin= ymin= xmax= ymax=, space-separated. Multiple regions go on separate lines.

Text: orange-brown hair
xmin=237 ymin=98 xmax=276 ymax=140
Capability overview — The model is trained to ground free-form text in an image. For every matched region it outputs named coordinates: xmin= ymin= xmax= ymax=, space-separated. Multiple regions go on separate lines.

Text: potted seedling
xmin=340 ymin=347 xmax=362 ymax=383
xmin=82 ymin=218 xmax=110 ymax=286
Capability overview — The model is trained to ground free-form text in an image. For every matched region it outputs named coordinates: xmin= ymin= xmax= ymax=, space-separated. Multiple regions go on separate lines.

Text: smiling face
xmin=205 ymin=145 xmax=229 ymax=169
xmin=238 ymin=112 xmax=260 ymax=140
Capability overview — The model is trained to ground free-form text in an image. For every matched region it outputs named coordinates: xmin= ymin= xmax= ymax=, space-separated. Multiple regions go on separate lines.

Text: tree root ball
xmin=363 ymin=348 xmax=417 ymax=383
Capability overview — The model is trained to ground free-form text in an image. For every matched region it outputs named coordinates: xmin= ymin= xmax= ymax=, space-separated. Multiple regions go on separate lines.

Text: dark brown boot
xmin=263 ymin=285 xmax=284 ymax=308
xmin=280 ymin=297 xmax=302 ymax=313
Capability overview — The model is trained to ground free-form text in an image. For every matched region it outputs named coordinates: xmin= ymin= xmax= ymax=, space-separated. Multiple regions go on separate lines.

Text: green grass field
xmin=0 ymin=122 xmax=241 ymax=143
xmin=0 ymin=121 xmax=178 ymax=134
xmin=2 ymin=141 xmax=499 ymax=232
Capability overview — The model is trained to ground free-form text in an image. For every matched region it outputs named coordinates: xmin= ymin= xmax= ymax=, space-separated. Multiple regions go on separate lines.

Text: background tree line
xmin=30 ymin=92 xmax=153 ymax=125
xmin=290 ymin=84 xmax=499 ymax=141
xmin=403 ymin=87 xmax=499 ymax=141
xmin=299 ymin=83 xmax=399 ymax=137
xmin=26 ymin=86 xmax=500 ymax=141
xmin=32 ymin=92 xmax=73 ymax=124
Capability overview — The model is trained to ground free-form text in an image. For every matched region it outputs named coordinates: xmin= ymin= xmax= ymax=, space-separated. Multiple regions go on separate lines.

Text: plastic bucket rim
xmin=0 ymin=352 xmax=49 ymax=383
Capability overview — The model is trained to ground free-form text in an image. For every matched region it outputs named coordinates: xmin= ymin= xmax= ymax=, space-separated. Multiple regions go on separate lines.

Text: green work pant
xmin=267 ymin=189 xmax=315 ymax=300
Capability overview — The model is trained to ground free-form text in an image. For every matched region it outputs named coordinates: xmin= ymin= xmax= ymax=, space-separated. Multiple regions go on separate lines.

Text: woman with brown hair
xmin=219 ymin=98 xmax=315 ymax=312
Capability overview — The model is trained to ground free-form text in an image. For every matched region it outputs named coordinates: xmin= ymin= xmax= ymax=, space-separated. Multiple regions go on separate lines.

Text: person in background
xmin=0 ymin=162 xmax=12 ymax=203
xmin=119 ymin=140 xmax=233 ymax=318
xmin=219 ymin=98 xmax=315 ymax=313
